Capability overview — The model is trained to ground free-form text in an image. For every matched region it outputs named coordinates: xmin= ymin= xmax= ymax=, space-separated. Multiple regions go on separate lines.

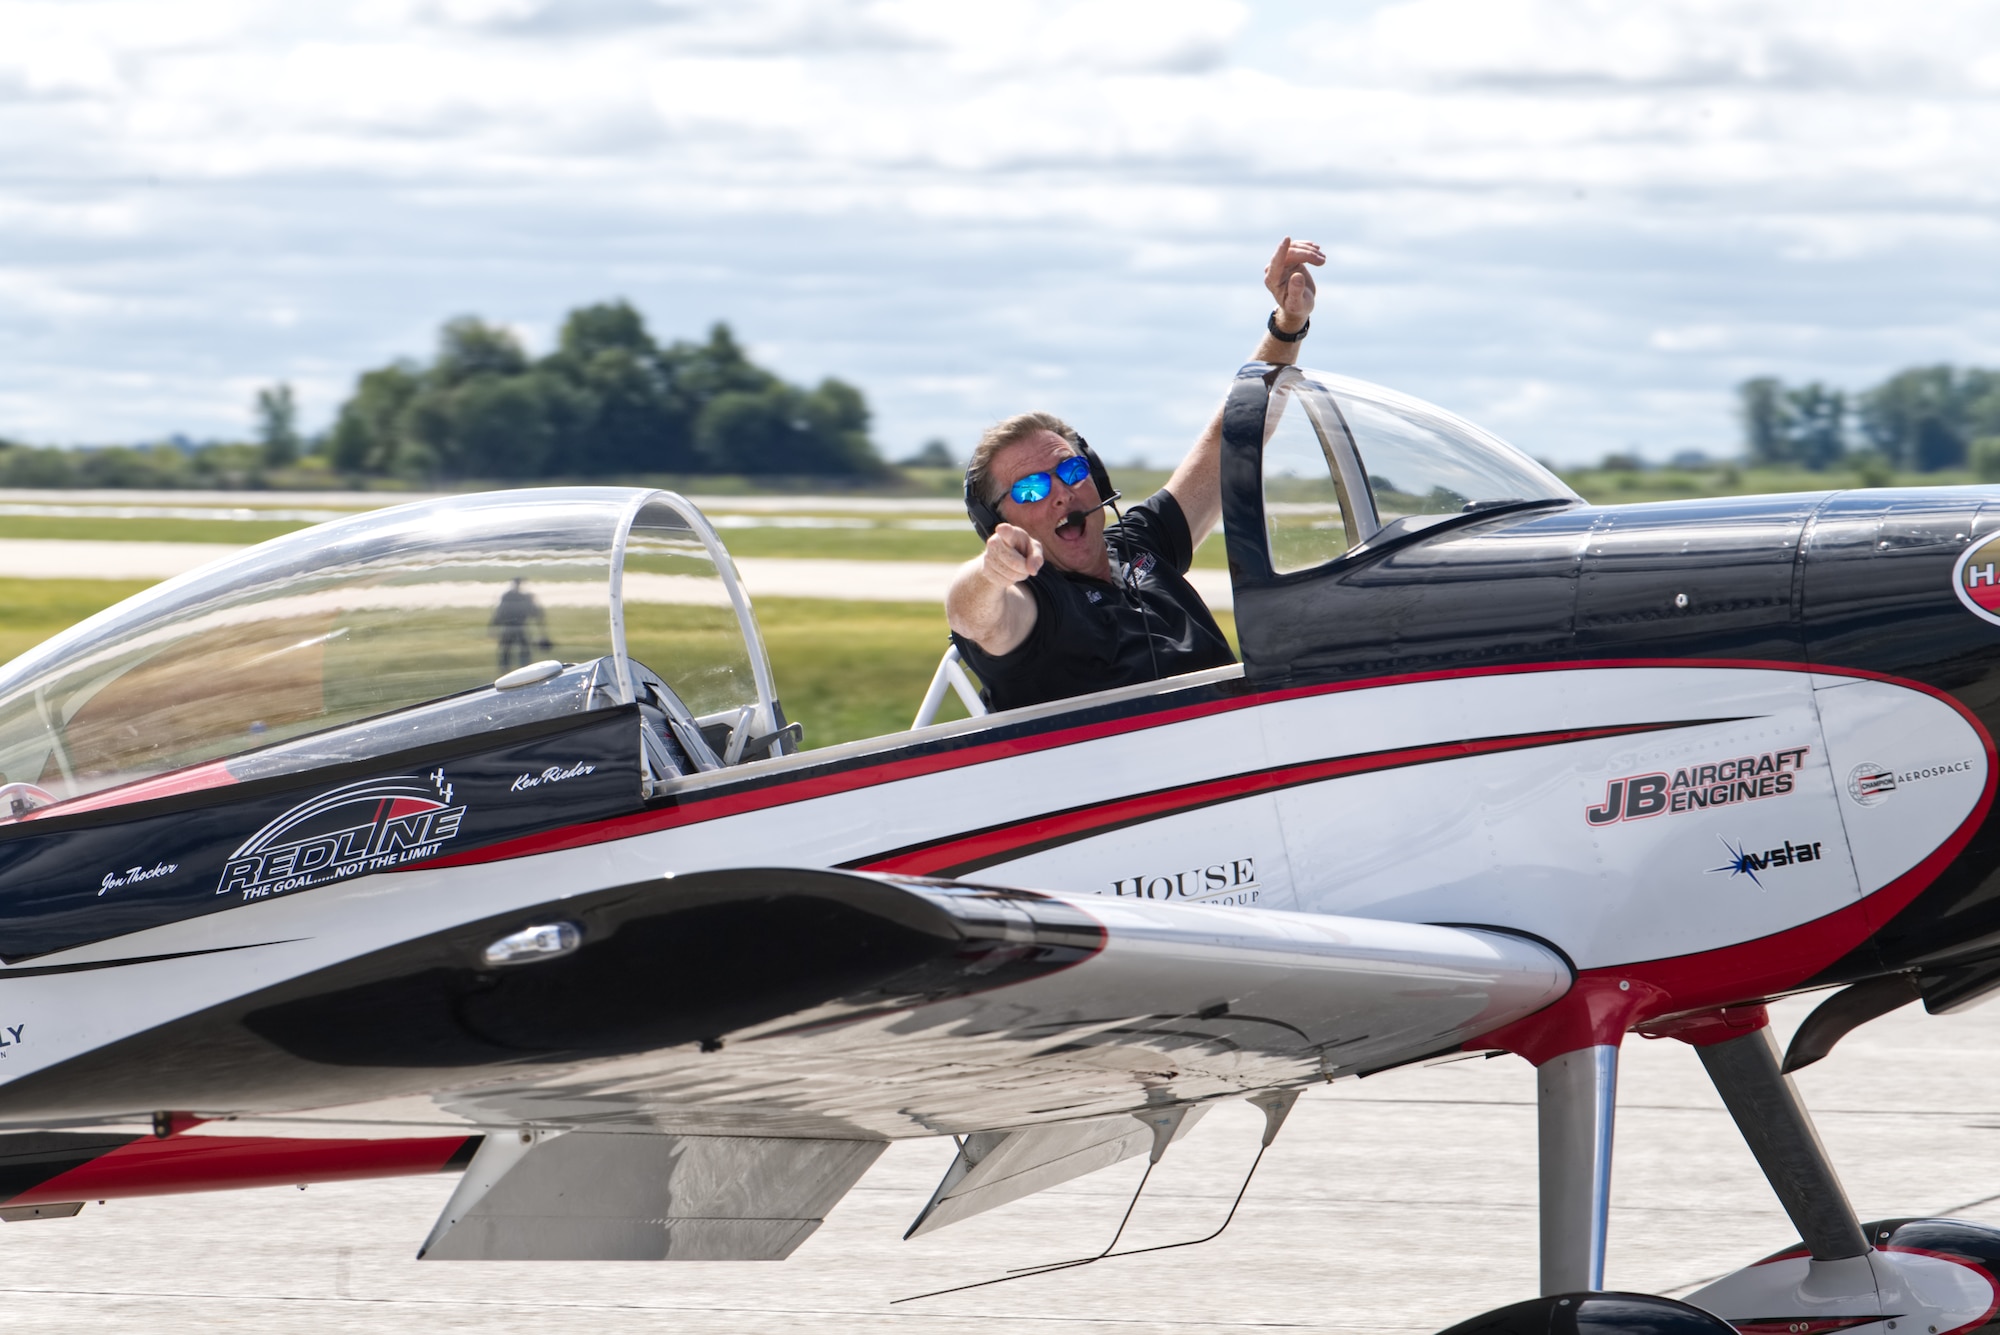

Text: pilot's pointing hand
xmin=983 ymin=522 xmax=1044 ymax=585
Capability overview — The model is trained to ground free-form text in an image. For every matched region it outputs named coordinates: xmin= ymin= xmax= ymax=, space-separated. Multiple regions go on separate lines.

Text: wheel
xmin=1435 ymin=1292 xmax=1737 ymax=1334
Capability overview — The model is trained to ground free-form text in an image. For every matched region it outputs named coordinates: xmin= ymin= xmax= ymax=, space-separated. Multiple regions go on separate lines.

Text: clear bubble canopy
xmin=0 ymin=488 xmax=778 ymax=808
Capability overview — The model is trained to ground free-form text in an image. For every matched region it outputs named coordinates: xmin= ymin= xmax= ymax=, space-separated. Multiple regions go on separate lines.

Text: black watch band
xmin=1267 ymin=311 xmax=1309 ymax=343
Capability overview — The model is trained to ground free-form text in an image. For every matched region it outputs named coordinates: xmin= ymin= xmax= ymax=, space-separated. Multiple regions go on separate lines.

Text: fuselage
xmin=2 ymin=479 xmax=1999 ymax=1143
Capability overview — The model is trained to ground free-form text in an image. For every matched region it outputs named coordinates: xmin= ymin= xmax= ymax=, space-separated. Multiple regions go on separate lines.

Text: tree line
xmin=329 ymin=303 xmax=883 ymax=479
xmin=0 ymin=302 xmax=887 ymax=487
xmin=1739 ymin=365 xmax=2000 ymax=472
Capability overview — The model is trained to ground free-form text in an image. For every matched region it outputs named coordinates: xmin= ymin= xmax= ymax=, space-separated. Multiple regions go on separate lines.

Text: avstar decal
xmin=1707 ymin=835 xmax=1827 ymax=888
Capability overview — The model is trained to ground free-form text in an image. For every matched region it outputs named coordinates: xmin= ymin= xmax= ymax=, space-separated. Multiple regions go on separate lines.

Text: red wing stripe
xmin=855 ymin=719 xmax=1720 ymax=878
xmin=9 ymin=1134 xmax=477 ymax=1206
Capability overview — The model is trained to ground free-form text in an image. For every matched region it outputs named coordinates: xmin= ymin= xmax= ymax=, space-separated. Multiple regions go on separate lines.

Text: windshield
xmin=0 ymin=487 xmax=776 ymax=809
xmin=1302 ymin=371 xmax=1577 ymax=541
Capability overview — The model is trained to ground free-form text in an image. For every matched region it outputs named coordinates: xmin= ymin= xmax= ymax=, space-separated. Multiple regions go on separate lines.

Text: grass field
xmin=0 ymin=516 xmax=313 ymax=544
xmin=1557 ymin=462 xmax=1982 ymax=504
xmin=0 ymin=579 xmax=152 ymax=667
xmin=0 ymin=581 xmax=1239 ymax=752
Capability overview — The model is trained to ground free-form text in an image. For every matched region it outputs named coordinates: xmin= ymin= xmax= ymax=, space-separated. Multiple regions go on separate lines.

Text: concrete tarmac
xmin=4 ymin=993 xmax=1998 ymax=1333
xmin=0 ymin=539 xmax=1237 ymax=608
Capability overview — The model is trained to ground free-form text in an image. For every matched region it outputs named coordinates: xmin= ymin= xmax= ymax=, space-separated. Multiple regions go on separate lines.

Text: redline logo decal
xmin=216 ymin=769 xmax=467 ymax=901
xmin=1955 ymin=533 xmax=2000 ymax=625
xmin=1586 ymin=746 xmax=1810 ymax=825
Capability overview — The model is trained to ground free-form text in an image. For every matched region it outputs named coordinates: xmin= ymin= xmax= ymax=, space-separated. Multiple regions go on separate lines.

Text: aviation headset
xmin=964 ymin=435 xmax=1120 ymax=541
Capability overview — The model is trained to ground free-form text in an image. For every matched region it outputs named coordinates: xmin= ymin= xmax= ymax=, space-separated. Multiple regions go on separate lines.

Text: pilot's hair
xmin=967 ymin=412 xmax=1082 ymax=507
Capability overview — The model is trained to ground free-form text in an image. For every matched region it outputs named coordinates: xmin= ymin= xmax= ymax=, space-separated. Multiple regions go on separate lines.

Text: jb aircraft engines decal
xmin=1585 ymin=746 xmax=1809 ymax=825
xmin=217 ymin=770 xmax=466 ymax=901
xmin=1957 ymin=535 xmax=2000 ymax=625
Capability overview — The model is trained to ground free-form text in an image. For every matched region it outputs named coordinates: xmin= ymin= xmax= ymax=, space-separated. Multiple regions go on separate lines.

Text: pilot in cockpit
xmin=945 ymin=236 xmax=1325 ymax=712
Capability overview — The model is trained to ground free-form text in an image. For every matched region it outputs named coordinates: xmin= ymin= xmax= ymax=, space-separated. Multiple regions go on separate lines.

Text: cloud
xmin=1333 ymin=0 xmax=1999 ymax=93
xmin=0 ymin=0 xmax=1996 ymax=463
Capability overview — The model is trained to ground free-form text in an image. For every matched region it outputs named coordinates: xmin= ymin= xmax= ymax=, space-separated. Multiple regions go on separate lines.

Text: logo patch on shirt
xmin=1128 ymin=552 xmax=1157 ymax=579
xmin=1085 ymin=590 xmax=1103 ymax=603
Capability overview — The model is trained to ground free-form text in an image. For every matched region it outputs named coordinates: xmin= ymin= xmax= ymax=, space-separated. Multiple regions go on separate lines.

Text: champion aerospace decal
xmin=0 ymin=708 xmax=643 ymax=963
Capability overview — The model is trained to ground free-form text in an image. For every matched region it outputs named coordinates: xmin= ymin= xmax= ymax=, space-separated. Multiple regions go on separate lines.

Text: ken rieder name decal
xmin=510 ymin=761 xmax=596 ymax=792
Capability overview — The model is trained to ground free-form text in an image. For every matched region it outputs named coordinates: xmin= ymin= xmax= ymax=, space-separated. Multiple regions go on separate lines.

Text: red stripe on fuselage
xmin=856 ymin=721 xmax=1698 ymax=877
xmin=24 ymin=759 xmax=239 ymax=820
xmin=423 ymin=657 xmax=1813 ymax=870
xmin=416 ymin=656 xmax=1997 ymax=1021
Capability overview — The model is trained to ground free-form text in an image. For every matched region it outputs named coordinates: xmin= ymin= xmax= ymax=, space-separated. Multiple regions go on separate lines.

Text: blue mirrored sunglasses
xmin=1007 ymin=454 xmax=1092 ymax=505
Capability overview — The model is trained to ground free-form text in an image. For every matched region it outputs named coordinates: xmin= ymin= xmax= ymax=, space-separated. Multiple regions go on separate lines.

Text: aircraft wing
xmin=15 ymin=867 xmax=1573 ymax=1137
xmin=3 ymin=869 xmax=1568 ymax=1258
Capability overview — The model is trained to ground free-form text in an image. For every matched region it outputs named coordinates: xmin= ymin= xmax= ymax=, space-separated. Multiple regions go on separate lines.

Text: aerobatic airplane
xmin=3 ymin=361 xmax=2000 ymax=1334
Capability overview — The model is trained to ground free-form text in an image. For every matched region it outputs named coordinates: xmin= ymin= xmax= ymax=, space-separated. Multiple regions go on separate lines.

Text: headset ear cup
xmin=963 ymin=467 xmax=999 ymax=540
xmin=1077 ymin=438 xmax=1117 ymax=509
xmin=1087 ymin=448 xmax=1114 ymax=506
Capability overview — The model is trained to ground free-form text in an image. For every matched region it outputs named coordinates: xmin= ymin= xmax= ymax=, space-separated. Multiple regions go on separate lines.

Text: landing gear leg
xmin=1428 ymin=1037 xmax=1747 ymax=1332
xmin=1693 ymin=1025 xmax=1868 ymax=1262
xmin=1538 ymin=1043 xmax=1618 ymax=1294
xmin=1432 ymin=1044 xmax=1737 ymax=1331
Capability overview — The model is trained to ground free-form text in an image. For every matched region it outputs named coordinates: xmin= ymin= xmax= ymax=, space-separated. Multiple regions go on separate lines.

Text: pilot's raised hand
xmin=982 ymin=522 xmax=1044 ymax=585
xmin=1264 ymin=236 xmax=1324 ymax=332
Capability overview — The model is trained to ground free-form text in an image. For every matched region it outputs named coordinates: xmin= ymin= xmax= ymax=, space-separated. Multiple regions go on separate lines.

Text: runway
xmin=0 ymin=539 xmax=1238 ymax=608
xmin=4 ymin=993 xmax=1996 ymax=1333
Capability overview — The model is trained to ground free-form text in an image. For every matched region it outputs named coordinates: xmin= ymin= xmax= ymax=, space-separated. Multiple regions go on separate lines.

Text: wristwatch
xmin=1267 ymin=311 xmax=1309 ymax=343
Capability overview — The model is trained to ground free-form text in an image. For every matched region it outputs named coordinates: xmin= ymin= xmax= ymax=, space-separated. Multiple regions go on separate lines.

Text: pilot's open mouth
xmin=1053 ymin=509 xmax=1090 ymax=541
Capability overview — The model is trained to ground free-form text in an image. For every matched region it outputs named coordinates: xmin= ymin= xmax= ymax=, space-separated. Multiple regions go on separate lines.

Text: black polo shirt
xmin=952 ymin=490 xmax=1236 ymax=713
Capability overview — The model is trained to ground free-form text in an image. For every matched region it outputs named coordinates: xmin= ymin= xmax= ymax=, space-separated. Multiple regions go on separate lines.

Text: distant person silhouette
xmin=489 ymin=578 xmax=550 ymax=674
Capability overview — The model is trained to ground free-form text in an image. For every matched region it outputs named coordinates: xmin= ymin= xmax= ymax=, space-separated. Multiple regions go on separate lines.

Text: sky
xmin=2 ymin=0 xmax=1998 ymax=466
